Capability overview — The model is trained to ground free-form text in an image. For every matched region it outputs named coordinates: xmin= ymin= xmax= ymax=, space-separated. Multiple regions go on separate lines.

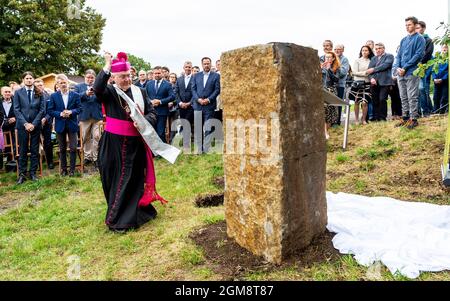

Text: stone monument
xmin=221 ymin=43 xmax=327 ymax=264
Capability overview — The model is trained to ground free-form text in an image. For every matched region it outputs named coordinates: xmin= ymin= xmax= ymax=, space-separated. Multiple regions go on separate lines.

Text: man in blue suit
xmin=74 ymin=69 xmax=103 ymax=166
xmin=13 ymin=71 xmax=46 ymax=184
xmin=175 ymin=61 xmax=194 ymax=127
xmin=135 ymin=70 xmax=149 ymax=88
xmin=174 ymin=61 xmax=195 ymax=150
xmin=145 ymin=66 xmax=175 ymax=143
xmin=48 ymin=74 xmax=82 ymax=177
xmin=191 ymin=57 xmax=221 ymax=153
xmin=367 ymin=42 xmax=394 ymax=122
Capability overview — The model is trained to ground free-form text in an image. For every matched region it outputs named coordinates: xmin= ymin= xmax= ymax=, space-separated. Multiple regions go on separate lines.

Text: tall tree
xmin=127 ymin=53 xmax=152 ymax=72
xmin=0 ymin=0 xmax=105 ymax=85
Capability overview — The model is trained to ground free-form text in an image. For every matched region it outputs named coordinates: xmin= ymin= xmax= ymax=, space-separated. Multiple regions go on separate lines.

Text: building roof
xmin=37 ymin=73 xmax=84 ymax=84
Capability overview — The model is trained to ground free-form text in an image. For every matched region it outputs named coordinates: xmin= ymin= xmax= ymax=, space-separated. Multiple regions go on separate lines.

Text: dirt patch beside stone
xmin=194 ymin=193 xmax=224 ymax=208
xmin=190 ymin=221 xmax=341 ymax=280
xmin=212 ymin=176 xmax=225 ymax=189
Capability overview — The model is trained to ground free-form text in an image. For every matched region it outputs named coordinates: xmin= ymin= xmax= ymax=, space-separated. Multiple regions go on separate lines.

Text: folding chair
xmin=2 ymin=131 xmax=14 ymax=164
xmin=98 ymin=121 xmax=105 ymax=136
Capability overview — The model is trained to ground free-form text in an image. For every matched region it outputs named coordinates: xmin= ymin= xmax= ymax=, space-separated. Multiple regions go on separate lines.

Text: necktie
xmin=377 ymin=55 xmax=382 ymax=64
xmin=27 ymin=90 xmax=32 ymax=104
xmin=155 ymin=80 xmax=160 ymax=93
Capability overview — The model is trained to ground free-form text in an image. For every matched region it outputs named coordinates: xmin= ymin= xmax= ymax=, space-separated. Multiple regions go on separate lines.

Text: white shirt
xmin=2 ymin=100 xmax=12 ymax=116
xmin=203 ymin=71 xmax=210 ymax=88
xmin=352 ymin=57 xmax=371 ymax=82
xmin=62 ymin=91 xmax=69 ymax=109
xmin=184 ymin=74 xmax=191 ymax=89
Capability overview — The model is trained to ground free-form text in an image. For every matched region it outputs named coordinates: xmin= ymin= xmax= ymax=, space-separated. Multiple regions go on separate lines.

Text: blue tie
xmin=27 ymin=90 xmax=32 ymax=104
xmin=155 ymin=80 xmax=160 ymax=94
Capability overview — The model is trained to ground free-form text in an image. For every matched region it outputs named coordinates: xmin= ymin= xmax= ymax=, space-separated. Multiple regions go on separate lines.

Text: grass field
xmin=0 ymin=115 xmax=448 ymax=280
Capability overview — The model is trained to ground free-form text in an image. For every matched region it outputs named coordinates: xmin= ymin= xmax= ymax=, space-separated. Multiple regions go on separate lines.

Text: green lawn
xmin=0 ymin=115 xmax=449 ymax=280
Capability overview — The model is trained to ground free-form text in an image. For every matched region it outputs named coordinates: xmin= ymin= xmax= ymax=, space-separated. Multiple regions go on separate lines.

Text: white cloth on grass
xmin=326 ymin=191 xmax=450 ymax=279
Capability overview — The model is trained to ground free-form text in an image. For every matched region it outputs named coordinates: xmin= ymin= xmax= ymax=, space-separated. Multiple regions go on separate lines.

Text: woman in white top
xmin=351 ymin=45 xmax=374 ymax=124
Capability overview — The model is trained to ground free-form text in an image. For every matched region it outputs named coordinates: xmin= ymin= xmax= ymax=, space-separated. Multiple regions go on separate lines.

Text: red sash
xmin=105 ymin=117 xmax=168 ymax=206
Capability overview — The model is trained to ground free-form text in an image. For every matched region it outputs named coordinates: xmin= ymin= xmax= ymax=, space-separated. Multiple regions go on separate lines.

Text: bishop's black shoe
xmin=16 ymin=174 xmax=26 ymax=185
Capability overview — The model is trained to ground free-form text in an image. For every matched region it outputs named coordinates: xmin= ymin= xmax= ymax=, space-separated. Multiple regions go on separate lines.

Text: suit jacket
xmin=48 ymin=91 xmax=82 ymax=133
xmin=191 ymin=71 xmax=221 ymax=112
xmin=0 ymin=101 xmax=4 ymax=130
xmin=145 ymin=79 xmax=175 ymax=116
xmin=175 ymin=75 xmax=193 ymax=109
xmin=135 ymin=80 xmax=148 ymax=89
xmin=42 ymin=90 xmax=54 ymax=127
xmin=1 ymin=98 xmax=15 ymax=132
xmin=74 ymin=82 xmax=103 ymax=121
xmin=368 ymin=53 xmax=394 ymax=86
xmin=13 ymin=87 xmax=46 ymax=130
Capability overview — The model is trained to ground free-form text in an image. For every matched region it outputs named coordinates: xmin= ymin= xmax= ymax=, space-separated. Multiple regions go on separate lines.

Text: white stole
xmin=113 ymin=84 xmax=180 ymax=164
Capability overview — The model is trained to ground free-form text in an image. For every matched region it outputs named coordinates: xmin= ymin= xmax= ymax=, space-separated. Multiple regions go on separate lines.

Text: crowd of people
xmin=321 ymin=16 xmax=448 ymax=139
xmin=0 ymin=15 xmax=447 ymax=232
xmin=0 ymin=16 xmax=448 ymax=187
xmin=0 ymin=55 xmax=222 ymax=187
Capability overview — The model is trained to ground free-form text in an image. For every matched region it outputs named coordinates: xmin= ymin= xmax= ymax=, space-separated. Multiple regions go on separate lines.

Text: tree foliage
xmin=0 ymin=0 xmax=106 ymax=85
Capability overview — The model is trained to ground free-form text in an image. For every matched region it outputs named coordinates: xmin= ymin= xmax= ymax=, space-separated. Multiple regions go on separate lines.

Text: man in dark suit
xmin=135 ymin=70 xmax=149 ymax=88
xmin=48 ymin=74 xmax=82 ymax=177
xmin=416 ymin=21 xmax=434 ymax=117
xmin=34 ymin=79 xmax=54 ymax=170
xmin=145 ymin=66 xmax=175 ymax=143
xmin=191 ymin=57 xmax=221 ymax=153
xmin=367 ymin=43 xmax=394 ymax=122
xmin=1 ymin=86 xmax=16 ymax=168
xmin=175 ymin=61 xmax=194 ymax=143
xmin=74 ymin=69 xmax=103 ymax=166
xmin=13 ymin=71 xmax=46 ymax=184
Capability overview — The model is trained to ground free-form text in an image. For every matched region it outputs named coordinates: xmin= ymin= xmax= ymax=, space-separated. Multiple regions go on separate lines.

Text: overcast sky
xmin=85 ymin=0 xmax=448 ymax=74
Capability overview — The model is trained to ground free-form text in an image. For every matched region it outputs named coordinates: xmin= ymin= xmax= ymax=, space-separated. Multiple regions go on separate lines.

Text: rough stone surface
xmin=221 ymin=43 xmax=327 ymax=264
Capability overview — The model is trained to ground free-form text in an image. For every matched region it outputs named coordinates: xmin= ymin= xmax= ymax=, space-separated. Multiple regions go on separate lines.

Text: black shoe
xmin=69 ymin=170 xmax=75 ymax=177
xmin=109 ymin=228 xmax=128 ymax=234
xmin=406 ymin=119 xmax=419 ymax=130
xmin=30 ymin=174 xmax=38 ymax=181
xmin=61 ymin=169 xmax=68 ymax=177
xmin=16 ymin=175 xmax=26 ymax=185
xmin=48 ymin=163 xmax=55 ymax=170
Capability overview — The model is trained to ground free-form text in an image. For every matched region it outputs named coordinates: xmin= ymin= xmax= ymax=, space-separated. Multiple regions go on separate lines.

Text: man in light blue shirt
xmin=393 ymin=16 xmax=425 ymax=129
